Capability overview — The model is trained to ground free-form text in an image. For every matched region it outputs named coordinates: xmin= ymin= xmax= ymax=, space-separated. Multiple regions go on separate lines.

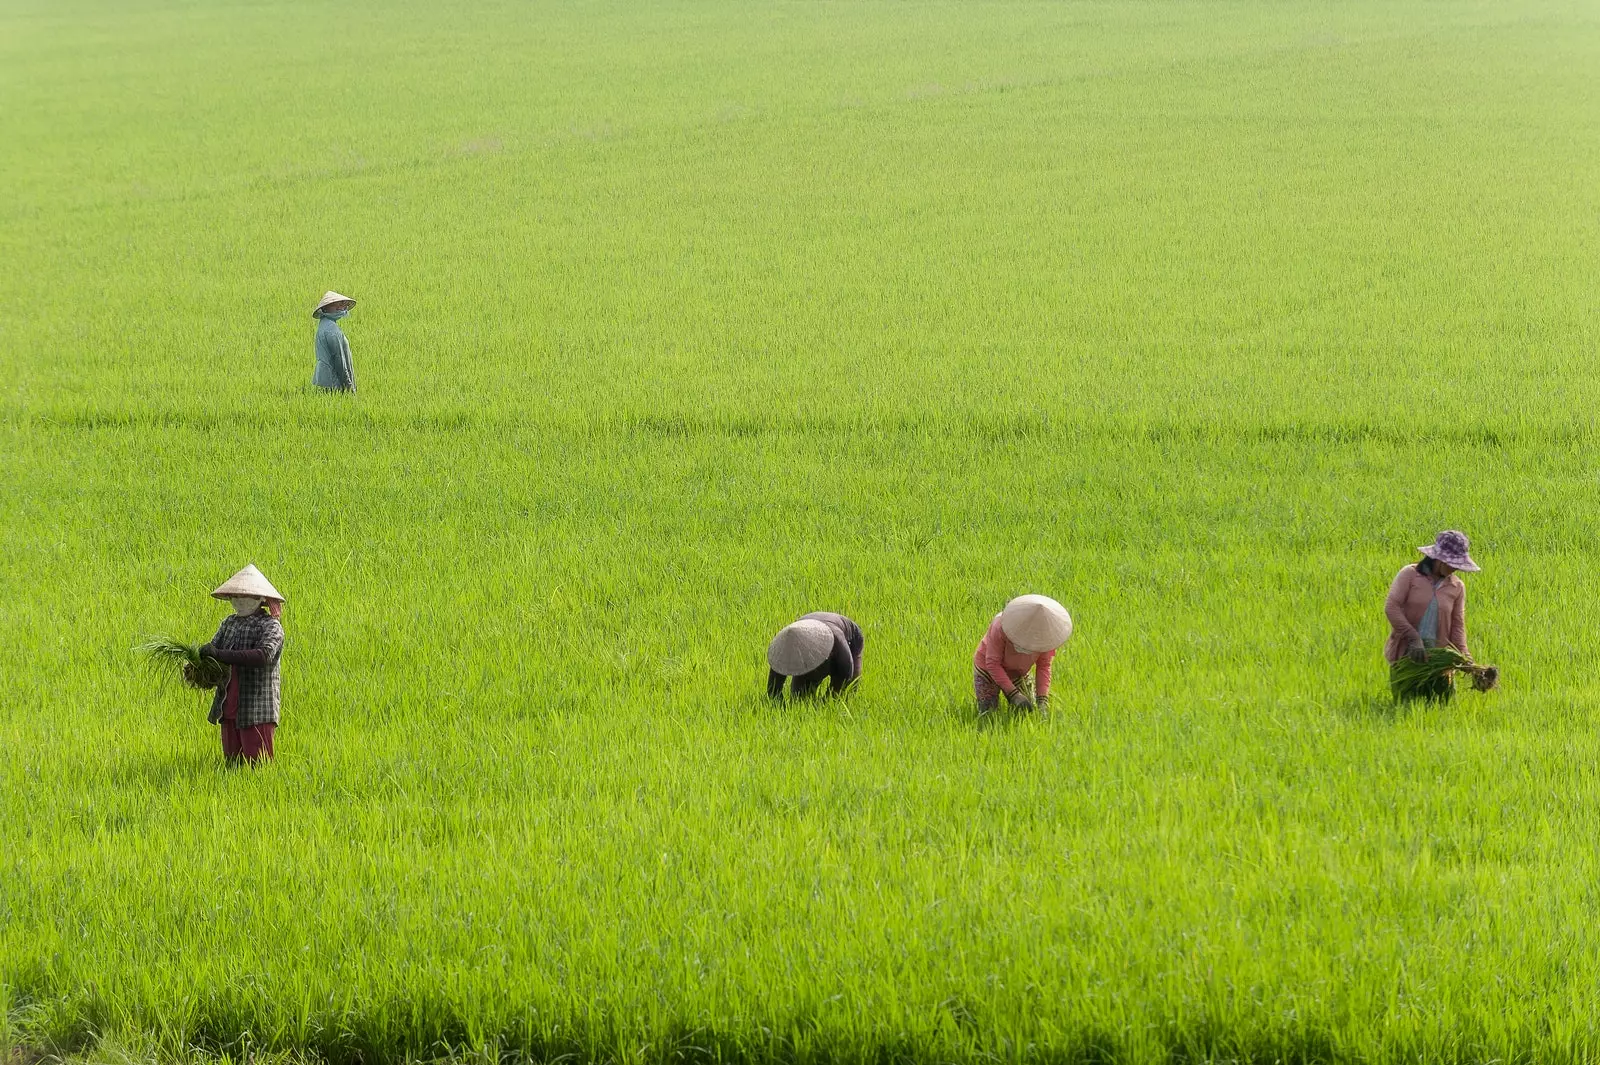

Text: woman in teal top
xmin=312 ymin=290 xmax=357 ymax=392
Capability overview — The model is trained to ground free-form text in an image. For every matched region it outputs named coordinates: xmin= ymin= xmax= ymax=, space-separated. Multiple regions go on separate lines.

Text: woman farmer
xmin=199 ymin=564 xmax=285 ymax=764
xmin=1384 ymin=530 xmax=1477 ymax=695
xmin=767 ymin=612 xmax=863 ymax=699
xmin=974 ymin=594 xmax=1072 ymax=717
xmin=312 ymin=290 xmax=357 ymax=392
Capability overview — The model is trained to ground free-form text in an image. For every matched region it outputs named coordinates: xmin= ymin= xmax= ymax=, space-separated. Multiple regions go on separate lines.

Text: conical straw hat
xmin=1000 ymin=594 xmax=1072 ymax=653
xmin=313 ymin=291 xmax=356 ymax=317
xmin=767 ymin=619 xmax=835 ymax=675
xmin=211 ymin=564 xmax=285 ymax=602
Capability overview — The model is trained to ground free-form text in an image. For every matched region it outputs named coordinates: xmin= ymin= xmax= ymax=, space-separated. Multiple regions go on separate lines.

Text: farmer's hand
xmin=1036 ymin=695 xmax=1050 ymax=714
xmin=199 ymin=643 xmax=216 ymax=658
xmin=1406 ymin=641 xmax=1428 ymax=664
xmin=1007 ymin=689 xmax=1035 ymax=710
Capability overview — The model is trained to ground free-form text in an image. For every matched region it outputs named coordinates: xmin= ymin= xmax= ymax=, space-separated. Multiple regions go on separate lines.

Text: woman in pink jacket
xmin=1384 ymin=530 xmax=1478 ymax=673
xmin=973 ymin=594 xmax=1073 ymax=718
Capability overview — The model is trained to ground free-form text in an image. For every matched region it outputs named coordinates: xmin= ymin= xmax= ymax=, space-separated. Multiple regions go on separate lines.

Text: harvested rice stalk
xmin=1389 ymin=646 xmax=1499 ymax=702
xmin=137 ymin=635 xmax=227 ymax=691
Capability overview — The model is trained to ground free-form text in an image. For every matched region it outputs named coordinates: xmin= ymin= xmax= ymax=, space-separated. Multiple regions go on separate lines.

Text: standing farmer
xmin=767 ymin=612 xmax=864 ymax=699
xmin=312 ymin=291 xmax=357 ymax=392
xmin=974 ymin=594 xmax=1072 ymax=718
xmin=1384 ymin=530 xmax=1477 ymax=687
xmin=200 ymin=564 xmax=285 ymax=764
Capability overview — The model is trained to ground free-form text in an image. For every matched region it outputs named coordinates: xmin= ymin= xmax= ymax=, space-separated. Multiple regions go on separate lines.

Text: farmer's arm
xmin=209 ymin=646 xmax=267 ymax=666
xmin=1034 ymin=649 xmax=1056 ymax=700
xmin=826 ymin=634 xmax=856 ymax=695
xmin=844 ymin=619 xmax=864 ymax=680
xmin=259 ymin=618 xmax=284 ymax=664
xmin=340 ymin=334 xmax=356 ymax=391
xmin=208 ymin=619 xmax=283 ymax=666
xmin=767 ymin=669 xmax=785 ymax=699
xmin=981 ymin=618 xmax=1016 ymax=695
xmin=1384 ymin=569 xmax=1420 ymax=646
xmin=1450 ymin=586 xmax=1468 ymax=657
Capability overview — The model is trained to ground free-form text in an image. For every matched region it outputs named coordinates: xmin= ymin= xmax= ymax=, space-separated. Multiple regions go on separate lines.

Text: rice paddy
xmin=3 ymin=0 xmax=1600 ymax=1062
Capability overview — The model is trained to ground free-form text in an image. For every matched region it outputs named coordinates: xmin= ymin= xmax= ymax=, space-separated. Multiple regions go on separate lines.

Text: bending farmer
xmin=312 ymin=290 xmax=357 ymax=392
xmin=201 ymin=564 xmax=286 ymax=764
xmin=974 ymin=594 xmax=1072 ymax=718
xmin=767 ymin=612 xmax=863 ymax=699
xmin=1384 ymin=529 xmax=1477 ymax=689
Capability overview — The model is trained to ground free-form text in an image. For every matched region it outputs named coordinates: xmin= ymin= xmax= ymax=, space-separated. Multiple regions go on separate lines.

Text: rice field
xmin=3 ymin=0 xmax=1600 ymax=1062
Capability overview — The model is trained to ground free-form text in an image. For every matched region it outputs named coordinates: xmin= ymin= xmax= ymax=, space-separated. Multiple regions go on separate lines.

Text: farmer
xmin=199 ymin=564 xmax=285 ymax=764
xmin=974 ymin=594 xmax=1072 ymax=717
xmin=1384 ymin=529 xmax=1477 ymax=671
xmin=767 ymin=612 xmax=864 ymax=699
xmin=312 ymin=290 xmax=357 ymax=392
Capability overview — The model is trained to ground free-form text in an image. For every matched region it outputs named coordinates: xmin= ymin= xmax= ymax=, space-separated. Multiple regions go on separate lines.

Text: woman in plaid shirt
xmin=200 ymin=565 xmax=285 ymax=764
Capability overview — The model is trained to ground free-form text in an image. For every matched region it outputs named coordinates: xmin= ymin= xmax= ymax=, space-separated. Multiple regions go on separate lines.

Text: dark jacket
xmin=768 ymin=612 xmax=864 ymax=698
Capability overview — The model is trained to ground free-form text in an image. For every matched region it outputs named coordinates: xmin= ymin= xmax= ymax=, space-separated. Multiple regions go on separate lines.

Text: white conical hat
xmin=211 ymin=564 xmax=285 ymax=602
xmin=313 ymin=291 xmax=356 ymax=317
xmin=767 ymin=619 xmax=835 ymax=675
xmin=1000 ymin=594 xmax=1072 ymax=653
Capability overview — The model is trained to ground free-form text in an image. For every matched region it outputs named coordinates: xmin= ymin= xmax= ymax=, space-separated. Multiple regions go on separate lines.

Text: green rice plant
xmin=136 ymin=635 xmax=227 ymax=691
xmin=0 ymin=0 xmax=1591 ymax=1060
xmin=1389 ymin=647 xmax=1500 ymax=703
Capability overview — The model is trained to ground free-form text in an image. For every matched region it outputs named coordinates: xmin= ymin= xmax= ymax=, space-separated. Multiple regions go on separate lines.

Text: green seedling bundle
xmin=1390 ymin=647 xmax=1500 ymax=703
xmin=137 ymin=635 xmax=228 ymax=691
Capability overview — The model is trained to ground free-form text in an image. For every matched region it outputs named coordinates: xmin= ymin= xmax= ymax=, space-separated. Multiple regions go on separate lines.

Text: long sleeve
xmin=339 ymin=333 xmax=356 ymax=391
xmin=211 ymin=646 xmax=268 ymax=666
xmin=1384 ymin=568 xmax=1419 ymax=647
xmin=767 ymin=669 xmax=785 ymax=699
xmin=1035 ymin=649 xmax=1056 ymax=699
xmin=837 ymin=616 xmax=863 ymax=680
xmin=981 ymin=619 xmax=1016 ymax=694
xmin=826 ymin=634 xmax=856 ymax=695
xmin=210 ymin=616 xmax=283 ymax=663
xmin=262 ymin=618 xmax=284 ymax=663
xmin=1450 ymin=585 xmax=1468 ymax=657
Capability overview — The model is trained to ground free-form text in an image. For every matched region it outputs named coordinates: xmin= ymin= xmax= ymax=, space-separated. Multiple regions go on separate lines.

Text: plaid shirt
xmin=207 ymin=611 xmax=284 ymax=727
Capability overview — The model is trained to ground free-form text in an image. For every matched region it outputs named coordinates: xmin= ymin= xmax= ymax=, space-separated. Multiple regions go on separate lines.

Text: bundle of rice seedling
xmin=1389 ymin=646 xmax=1499 ymax=703
xmin=137 ymin=635 xmax=227 ymax=690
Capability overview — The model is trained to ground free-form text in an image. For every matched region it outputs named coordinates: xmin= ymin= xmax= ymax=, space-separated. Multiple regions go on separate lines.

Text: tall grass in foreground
xmin=4 ymin=0 xmax=1600 ymax=1061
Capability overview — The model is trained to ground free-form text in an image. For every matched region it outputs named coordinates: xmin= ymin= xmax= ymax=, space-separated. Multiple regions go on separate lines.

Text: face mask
xmin=321 ymin=307 xmax=351 ymax=320
xmin=231 ymin=597 xmax=262 ymax=616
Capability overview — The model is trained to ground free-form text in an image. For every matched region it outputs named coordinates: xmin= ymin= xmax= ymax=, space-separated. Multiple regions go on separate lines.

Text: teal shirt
xmin=313 ymin=315 xmax=355 ymax=391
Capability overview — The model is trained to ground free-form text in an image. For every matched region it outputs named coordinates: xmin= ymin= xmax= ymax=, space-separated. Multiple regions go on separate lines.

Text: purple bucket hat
xmin=1419 ymin=530 xmax=1480 ymax=572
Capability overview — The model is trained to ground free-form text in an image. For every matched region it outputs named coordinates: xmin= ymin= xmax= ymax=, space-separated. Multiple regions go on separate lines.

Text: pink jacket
xmin=972 ymin=614 xmax=1055 ymax=697
xmin=1384 ymin=563 xmax=1467 ymax=663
